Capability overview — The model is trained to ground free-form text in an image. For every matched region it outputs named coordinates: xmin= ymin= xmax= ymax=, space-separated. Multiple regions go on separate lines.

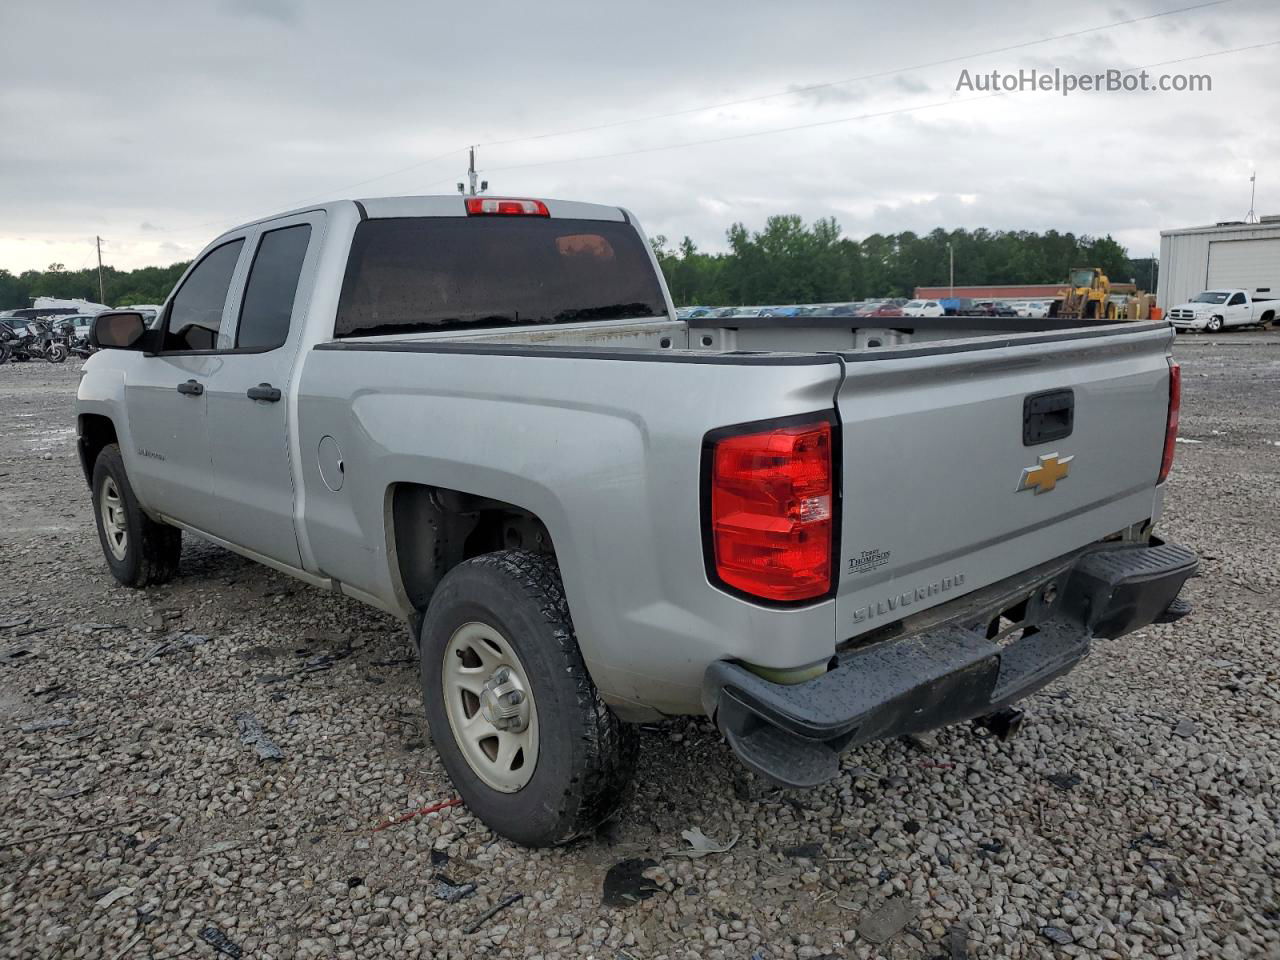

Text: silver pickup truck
xmin=77 ymin=195 xmax=1197 ymax=846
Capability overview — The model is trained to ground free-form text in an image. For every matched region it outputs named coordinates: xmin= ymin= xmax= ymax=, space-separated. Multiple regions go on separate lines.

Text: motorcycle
xmin=0 ymin=320 xmax=22 ymax=363
xmin=12 ymin=318 xmax=69 ymax=363
xmin=57 ymin=320 xmax=95 ymax=360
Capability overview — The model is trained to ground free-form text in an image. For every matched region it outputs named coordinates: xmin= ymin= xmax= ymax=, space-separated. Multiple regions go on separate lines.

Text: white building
xmin=1158 ymin=216 xmax=1280 ymax=308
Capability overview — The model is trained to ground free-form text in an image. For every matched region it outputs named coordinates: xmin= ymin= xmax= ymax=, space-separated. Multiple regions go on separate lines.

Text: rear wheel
xmin=420 ymin=550 xmax=637 ymax=846
xmin=91 ymin=444 xmax=182 ymax=587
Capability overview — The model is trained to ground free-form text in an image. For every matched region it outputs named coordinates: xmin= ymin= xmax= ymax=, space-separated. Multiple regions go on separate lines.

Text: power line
xmin=157 ymin=0 xmax=1228 ymax=239
xmin=481 ymin=38 xmax=1280 ymax=177
xmin=154 ymin=2 xmax=1253 ymax=238
xmin=477 ymin=0 xmax=1235 ymax=150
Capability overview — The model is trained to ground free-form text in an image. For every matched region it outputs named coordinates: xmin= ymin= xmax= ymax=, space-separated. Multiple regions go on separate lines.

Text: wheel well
xmin=77 ymin=414 xmax=118 ymax=487
xmin=389 ymin=483 xmax=555 ymax=611
xmin=1261 ymin=310 xmax=1275 ymax=324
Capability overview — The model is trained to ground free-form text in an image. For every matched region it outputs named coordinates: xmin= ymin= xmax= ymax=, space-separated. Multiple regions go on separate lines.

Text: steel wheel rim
xmin=441 ymin=621 xmax=539 ymax=793
xmin=100 ymin=477 xmax=128 ymax=561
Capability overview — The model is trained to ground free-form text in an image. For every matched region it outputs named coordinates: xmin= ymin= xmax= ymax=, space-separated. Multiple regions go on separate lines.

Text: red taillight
xmin=464 ymin=197 xmax=550 ymax=216
xmin=1158 ymin=360 xmax=1181 ymax=484
xmin=708 ymin=419 xmax=835 ymax=603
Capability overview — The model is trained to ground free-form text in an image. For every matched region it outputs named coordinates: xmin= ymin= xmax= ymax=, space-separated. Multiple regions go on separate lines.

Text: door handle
xmin=176 ymin=379 xmax=203 ymax=396
xmin=247 ymin=382 xmax=282 ymax=402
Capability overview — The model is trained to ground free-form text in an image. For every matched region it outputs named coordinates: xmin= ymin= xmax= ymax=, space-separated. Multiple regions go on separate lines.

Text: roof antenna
xmin=1245 ymin=171 xmax=1258 ymax=224
xmin=456 ymin=146 xmax=489 ymax=196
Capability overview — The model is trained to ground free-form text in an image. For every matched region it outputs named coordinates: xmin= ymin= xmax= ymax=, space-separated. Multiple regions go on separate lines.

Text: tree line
xmin=1 ymin=216 xmax=1156 ymax=311
xmin=652 ymin=217 xmax=1156 ymax=306
xmin=0 ymin=261 xmax=189 ymax=311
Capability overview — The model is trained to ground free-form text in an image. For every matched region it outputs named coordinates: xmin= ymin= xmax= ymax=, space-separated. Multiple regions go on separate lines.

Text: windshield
xmin=1069 ymin=268 xmax=1095 ymax=287
xmin=335 ymin=216 xmax=668 ymax=337
xmin=905 ymin=300 xmax=923 ymax=308
xmin=1192 ymin=291 xmax=1229 ymax=304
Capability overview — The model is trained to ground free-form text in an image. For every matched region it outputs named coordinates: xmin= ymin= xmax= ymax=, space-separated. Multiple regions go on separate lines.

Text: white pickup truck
xmin=1167 ymin=289 xmax=1278 ymax=332
xmin=77 ymin=194 xmax=1197 ymax=846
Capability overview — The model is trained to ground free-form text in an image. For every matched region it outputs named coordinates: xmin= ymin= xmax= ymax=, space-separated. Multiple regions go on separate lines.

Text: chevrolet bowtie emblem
xmin=1018 ymin=453 xmax=1073 ymax=494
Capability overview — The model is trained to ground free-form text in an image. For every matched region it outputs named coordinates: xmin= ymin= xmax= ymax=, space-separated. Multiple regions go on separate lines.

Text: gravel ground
xmin=1 ymin=333 xmax=1277 ymax=960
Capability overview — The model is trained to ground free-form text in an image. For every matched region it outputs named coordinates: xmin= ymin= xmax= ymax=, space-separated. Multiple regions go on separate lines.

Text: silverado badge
xmin=1018 ymin=453 xmax=1073 ymax=494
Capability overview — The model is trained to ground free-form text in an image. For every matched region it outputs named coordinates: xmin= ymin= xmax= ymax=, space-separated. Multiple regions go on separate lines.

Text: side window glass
xmin=236 ymin=224 xmax=312 ymax=350
xmin=165 ymin=240 xmax=244 ymax=351
xmin=1228 ymin=293 xmax=1245 ymax=306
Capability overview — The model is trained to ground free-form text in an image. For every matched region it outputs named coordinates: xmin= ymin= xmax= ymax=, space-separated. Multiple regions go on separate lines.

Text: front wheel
xmin=91 ymin=443 xmax=182 ymax=587
xmin=1206 ymin=315 xmax=1224 ymax=333
xmin=47 ymin=342 xmax=68 ymax=363
xmin=420 ymin=550 xmax=637 ymax=846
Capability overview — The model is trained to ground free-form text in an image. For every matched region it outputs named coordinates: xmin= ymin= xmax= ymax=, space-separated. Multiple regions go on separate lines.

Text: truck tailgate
xmin=835 ymin=325 xmax=1173 ymax=639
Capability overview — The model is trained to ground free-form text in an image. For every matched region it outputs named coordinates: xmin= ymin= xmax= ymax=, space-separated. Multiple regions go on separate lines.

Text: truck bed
xmin=307 ymin=315 xmax=1173 ymax=712
xmin=335 ymin=312 xmax=1151 ymax=358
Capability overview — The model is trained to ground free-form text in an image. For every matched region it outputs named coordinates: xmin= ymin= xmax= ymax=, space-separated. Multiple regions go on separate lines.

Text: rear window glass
xmin=334 ymin=217 xmax=667 ymax=338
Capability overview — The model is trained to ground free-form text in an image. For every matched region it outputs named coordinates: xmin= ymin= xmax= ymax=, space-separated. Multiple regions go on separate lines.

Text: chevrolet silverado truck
xmin=1167 ymin=289 xmax=1277 ymax=332
xmin=77 ymin=195 xmax=1197 ymax=846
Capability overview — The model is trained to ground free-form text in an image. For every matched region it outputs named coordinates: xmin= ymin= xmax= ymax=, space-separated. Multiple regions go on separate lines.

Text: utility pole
xmin=947 ymin=241 xmax=955 ymax=299
xmin=456 ymin=146 xmax=489 ymax=197
xmin=96 ymin=236 xmax=105 ymax=305
xmin=1245 ymin=171 xmax=1258 ymax=224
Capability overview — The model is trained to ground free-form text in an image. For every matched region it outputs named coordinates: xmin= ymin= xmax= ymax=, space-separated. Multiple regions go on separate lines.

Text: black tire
xmin=91 ymin=443 xmax=182 ymax=587
xmin=419 ymin=549 xmax=638 ymax=846
xmin=47 ymin=343 xmax=68 ymax=363
xmin=1206 ymin=315 xmax=1224 ymax=333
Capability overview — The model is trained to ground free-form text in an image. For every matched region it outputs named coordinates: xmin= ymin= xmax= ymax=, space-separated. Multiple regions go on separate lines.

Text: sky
xmin=1 ymin=0 xmax=1278 ymax=274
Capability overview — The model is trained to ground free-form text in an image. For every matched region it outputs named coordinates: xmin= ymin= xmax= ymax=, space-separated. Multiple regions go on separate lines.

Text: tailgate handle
xmin=1023 ymin=389 xmax=1073 ymax=446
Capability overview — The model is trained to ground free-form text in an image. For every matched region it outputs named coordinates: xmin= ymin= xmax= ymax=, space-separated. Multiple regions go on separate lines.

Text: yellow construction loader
xmin=1048 ymin=267 xmax=1119 ymax=321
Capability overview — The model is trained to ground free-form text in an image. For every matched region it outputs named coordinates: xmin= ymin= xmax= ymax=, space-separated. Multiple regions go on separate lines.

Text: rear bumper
xmin=703 ymin=540 xmax=1197 ymax=788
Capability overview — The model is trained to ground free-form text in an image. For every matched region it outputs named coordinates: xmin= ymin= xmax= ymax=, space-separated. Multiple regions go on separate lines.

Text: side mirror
xmin=91 ymin=311 xmax=153 ymax=350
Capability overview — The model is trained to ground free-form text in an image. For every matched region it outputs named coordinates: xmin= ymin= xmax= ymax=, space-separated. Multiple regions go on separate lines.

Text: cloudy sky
xmin=1 ymin=0 xmax=1277 ymax=273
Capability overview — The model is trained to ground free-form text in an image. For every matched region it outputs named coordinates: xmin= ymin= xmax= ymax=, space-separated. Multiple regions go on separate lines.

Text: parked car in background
xmin=1016 ymin=301 xmax=1050 ymax=319
xmin=969 ymin=301 xmax=1019 ymax=318
xmin=1167 ymin=290 xmax=1278 ymax=332
xmin=903 ymin=299 xmax=945 ymax=317
xmin=854 ymin=302 xmax=906 ymax=318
